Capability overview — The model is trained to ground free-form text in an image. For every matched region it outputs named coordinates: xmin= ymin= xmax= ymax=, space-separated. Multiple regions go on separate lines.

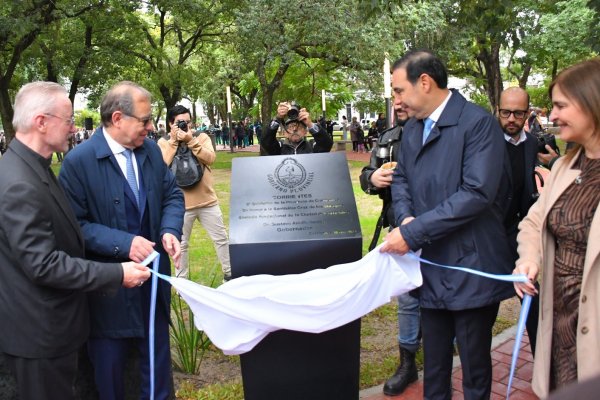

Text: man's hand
xmin=170 ymin=123 xmax=192 ymax=143
xmin=537 ymin=145 xmax=558 ymax=166
xmin=401 ymin=216 xmax=415 ymax=225
xmin=370 ymin=167 xmax=394 ymax=189
xmin=129 ymin=236 xmax=156 ymax=263
xmin=380 ymin=227 xmax=410 ymax=255
xmin=121 ymin=262 xmax=151 ymax=288
xmin=298 ymin=108 xmax=314 ymax=129
xmin=162 ymin=233 xmax=181 ymax=269
xmin=513 ymin=261 xmax=539 ymax=298
xmin=277 ymin=102 xmax=290 ymax=119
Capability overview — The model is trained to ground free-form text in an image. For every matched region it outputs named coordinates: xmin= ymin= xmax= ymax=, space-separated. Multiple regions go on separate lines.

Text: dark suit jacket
xmin=59 ymin=128 xmax=184 ymax=338
xmin=359 ymin=124 xmax=403 ymax=228
xmin=392 ymin=90 xmax=514 ymax=310
xmin=515 ymin=132 xmax=539 ymax=219
xmin=0 ymin=139 xmax=122 ymax=358
xmin=505 ymin=131 xmax=539 ymax=260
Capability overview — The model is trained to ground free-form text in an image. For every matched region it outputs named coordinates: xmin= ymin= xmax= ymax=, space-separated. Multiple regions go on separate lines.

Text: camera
xmin=374 ymin=137 xmax=394 ymax=166
xmin=176 ymin=120 xmax=188 ymax=132
xmin=287 ymin=103 xmax=301 ymax=121
xmin=535 ymin=131 xmax=559 ymax=155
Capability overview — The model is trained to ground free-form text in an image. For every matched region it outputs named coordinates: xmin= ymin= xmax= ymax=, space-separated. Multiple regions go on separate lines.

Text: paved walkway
xmin=359 ymin=326 xmax=538 ymax=400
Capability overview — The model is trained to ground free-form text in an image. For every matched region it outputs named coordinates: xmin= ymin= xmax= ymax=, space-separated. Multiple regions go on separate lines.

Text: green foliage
xmin=468 ymin=90 xmax=492 ymax=110
xmin=527 ymin=85 xmax=552 ymax=109
xmin=534 ymin=0 xmax=598 ymax=74
xmin=74 ymin=109 xmax=100 ymax=129
xmin=170 ymin=289 xmax=214 ymax=374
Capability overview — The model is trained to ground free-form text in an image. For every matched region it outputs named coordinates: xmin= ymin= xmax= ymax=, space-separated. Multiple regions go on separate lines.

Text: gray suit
xmin=0 ymin=139 xmax=122 ymax=399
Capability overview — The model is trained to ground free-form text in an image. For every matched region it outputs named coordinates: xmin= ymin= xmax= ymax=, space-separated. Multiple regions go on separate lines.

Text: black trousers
xmin=421 ymin=303 xmax=500 ymax=400
xmin=5 ymin=350 xmax=78 ymax=400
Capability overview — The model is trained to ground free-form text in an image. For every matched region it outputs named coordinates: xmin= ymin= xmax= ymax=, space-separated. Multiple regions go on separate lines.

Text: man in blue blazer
xmin=59 ymin=81 xmax=184 ymax=400
xmin=381 ymin=51 xmax=514 ymax=400
xmin=0 ymin=81 xmax=150 ymax=400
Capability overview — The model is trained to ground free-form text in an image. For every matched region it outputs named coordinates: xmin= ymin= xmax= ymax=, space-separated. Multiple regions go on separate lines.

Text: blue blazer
xmin=392 ymin=90 xmax=514 ymax=310
xmin=59 ymin=128 xmax=184 ymax=338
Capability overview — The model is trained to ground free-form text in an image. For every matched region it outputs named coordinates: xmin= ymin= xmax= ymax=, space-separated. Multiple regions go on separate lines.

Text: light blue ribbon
xmin=408 ymin=252 xmax=533 ymax=399
xmin=141 ymin=251 xmax=160 ymax=400
xmin=507 ymin=294 xmax=532 ymax=399
xmin=406 ymin=252 xmax=529 ymax=283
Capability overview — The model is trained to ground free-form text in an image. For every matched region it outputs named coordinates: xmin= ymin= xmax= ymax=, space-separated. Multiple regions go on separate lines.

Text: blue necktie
xmin=123 ymin=149 xmax=139 ymax=205
xmin=422 ymin=117 xmax=434 ymax=144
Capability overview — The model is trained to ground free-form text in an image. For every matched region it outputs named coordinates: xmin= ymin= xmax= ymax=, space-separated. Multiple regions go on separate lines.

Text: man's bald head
xmin=498 ymin=87 xmax=530 ymax=137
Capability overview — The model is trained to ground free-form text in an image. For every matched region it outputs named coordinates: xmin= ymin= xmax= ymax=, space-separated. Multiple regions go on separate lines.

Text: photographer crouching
xmin=261 ymin=102 xmax=333 ymax=155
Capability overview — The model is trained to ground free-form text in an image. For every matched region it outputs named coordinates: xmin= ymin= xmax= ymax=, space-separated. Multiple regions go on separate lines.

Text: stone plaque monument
xmin=229 ymin=151 xmax=362 ymax=400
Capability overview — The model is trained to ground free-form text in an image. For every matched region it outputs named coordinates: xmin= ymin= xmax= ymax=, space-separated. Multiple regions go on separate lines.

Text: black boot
xmin=383 ymin=346 xmax=418 ymax=396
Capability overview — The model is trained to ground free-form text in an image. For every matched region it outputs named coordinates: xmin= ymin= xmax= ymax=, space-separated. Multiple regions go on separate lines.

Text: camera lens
xmin=287 ymin=107 xmax=299 ymax=120
xmin=176 ymin=120 xmax=188 ymax=132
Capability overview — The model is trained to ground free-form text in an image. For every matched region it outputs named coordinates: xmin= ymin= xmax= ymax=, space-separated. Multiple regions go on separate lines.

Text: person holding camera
xmin=158 ymin=105 xmax=231 ymax=281
xmin=261 ymin=102 xmax=333 ymax=155
xmin=359 ymin=106 xmax=420 ymax=397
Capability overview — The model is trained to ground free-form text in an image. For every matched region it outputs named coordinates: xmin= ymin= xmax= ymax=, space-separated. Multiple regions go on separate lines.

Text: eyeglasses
xmin=44 ymin=113 xmax=75 ymax=126
xmin=123 ymin=113 xmax=153 ymax=126
xmin=498 ymin=109 xmax=528 ymax=119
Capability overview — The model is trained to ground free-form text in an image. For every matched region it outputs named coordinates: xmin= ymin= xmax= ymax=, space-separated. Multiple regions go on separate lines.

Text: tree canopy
xmin=0 ymin=0 xmax=597 ymax=141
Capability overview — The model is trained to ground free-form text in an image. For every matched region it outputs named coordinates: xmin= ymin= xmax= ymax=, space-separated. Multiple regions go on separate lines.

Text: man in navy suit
xmin=0 ymin=81 xmax=150 ymax=400
xmin=381 ymin=51 xmax=514 ymax=400
xmin=59 ymin=81 xmax=184 ymax=400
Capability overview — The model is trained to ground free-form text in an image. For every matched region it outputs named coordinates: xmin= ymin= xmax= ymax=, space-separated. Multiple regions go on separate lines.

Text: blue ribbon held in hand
xmin=407 ymin=252 xmax=533 ymax=399
xmin=141 ymin=251 xmax=160 ymax=400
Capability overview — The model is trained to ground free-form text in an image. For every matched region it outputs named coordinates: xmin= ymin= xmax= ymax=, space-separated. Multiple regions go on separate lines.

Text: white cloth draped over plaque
xmin=157 ymin=244 xmax=422 ymax=355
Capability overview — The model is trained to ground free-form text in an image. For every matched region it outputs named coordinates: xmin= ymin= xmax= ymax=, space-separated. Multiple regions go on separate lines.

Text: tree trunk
xmin=0 ymin=81 xmax=15 ymax=143
xmin=42 ymin=43 xmax=59 ymax=83
xmin=159 ymin=84 xmax=182 ymax=125
xmin=68 ymin=25 xmax=93 ymax=104
xmin=206 ymin=102 xmax=216 ymax=126
xmin=518 ymin=64 xmax=532 ymax=89
xmin=477 ymin=41 xmax=503 ymax=111
xmin=551 ymin=59 xmax=558 ymax=81
xmin=259 ymin=92 xmax=274 ymax=156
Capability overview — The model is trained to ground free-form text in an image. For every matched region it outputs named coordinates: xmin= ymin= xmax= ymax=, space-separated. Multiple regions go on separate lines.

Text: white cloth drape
xmin=168 ymin=244 xmax=422 ymax=355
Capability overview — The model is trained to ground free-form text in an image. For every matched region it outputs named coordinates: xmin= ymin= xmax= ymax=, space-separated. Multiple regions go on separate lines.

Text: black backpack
xmin=170 ymin=143 xmax=204 ymax=188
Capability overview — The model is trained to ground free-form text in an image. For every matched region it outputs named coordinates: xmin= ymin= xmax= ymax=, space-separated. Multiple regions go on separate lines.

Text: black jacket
xmin=359 ymin=124 xmax=403 ymax=228
xmin=0 ymin=139 xmax=122 ymax=358
xmin=261 ymin=119 xmax=333 ymax=155
xmin=503 ymin=131 xmax=539 ymax=261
